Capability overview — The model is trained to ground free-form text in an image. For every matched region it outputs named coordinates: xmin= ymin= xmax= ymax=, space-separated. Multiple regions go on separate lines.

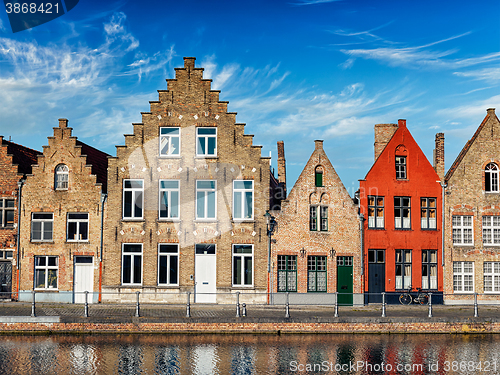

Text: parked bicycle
xmin=399 ymin=287 xmax=429 ymax=305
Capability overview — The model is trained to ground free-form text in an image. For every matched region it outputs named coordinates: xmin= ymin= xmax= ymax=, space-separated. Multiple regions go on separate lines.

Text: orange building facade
xmin=359 ymin=120 xmax=444 ymax=303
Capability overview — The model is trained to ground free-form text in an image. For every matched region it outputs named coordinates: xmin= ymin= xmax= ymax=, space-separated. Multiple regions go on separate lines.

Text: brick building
xmin=359 ymin=120 xmax=443 ymax=304
xmin=0 ymin=138 xmax=40 ymax=299
xmin=102 ymin=57 xmax=271 ymax=303
xmin=18 ymin=119 xmax=108 ymax=303
xmin=444 ymin=108 xmax=500 ymax=303
xmin=271 ymin=140 xmax=362 ymax=305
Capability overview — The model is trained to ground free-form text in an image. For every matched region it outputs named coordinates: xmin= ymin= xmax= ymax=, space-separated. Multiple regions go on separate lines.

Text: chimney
xmin=277 ymin=141 xmax=286 ymax=197
xmin=487 ymin=108 xmax=496 ymax=116
xmin=314 ymin=140 xmax=323 ymax=150
xmin=374 ymin=123 xmax=398 ymax=160
xmin=58 ymin=118 xmax=68 ymax=128
xmin=433 ymin=133 xmax=445 ymax=182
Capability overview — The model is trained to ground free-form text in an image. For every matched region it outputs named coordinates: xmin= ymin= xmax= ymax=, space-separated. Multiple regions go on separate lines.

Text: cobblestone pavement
xmin=1 ymin=301 xmax=500 ymax=323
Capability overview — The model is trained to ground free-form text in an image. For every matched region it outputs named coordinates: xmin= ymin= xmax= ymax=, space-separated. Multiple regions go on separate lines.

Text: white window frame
xmin=420 ymin=197 xmax=437 ymax=230
xmin=122 ymin=243 xmax=143 ymax=286
xmin=159 ymin=180 xmax=180 ymax=220
xmin=196 ymin=180 xmax=216 ymax=220
xmin=0 ymin=198 xmax=15 ymax=228
xmin=55 ymin=164 xmax=69 ymax=190
xmin=310 ymin=206 xmax=328 ymax=231
xmin=159 ymin=127 xmax=180 ymax=157
xmin=34 ymin=255 xmax=58 ymax=289
xmin=232 ymin=244 xmax=254 ymax=287
xmin=484 ymin=262 xmax=500 ymax=293
xmin=67 ymin=213 xmax=89 ymax=242
xmin=483 ymin=216 xmax=500 ymax=246
xmin=31 ymin=213 xmax=53 ymax=242
xmin=233 ymin=180 xmax=254 ymax=220
xmin=196 ymin=127 xmax=217 ymax=157
xmin=395 ymin=249 xmax=412 ymax=290
xmin=158 ymin=244 xmax=179 ymax=286
xmin=394 ymin=197 xmax=411 ymax=230
xmin=485 ymin=163 xmax=499 ymax=192
xmin=421 ymin=250 xmax=438 ymax=290
xmin=395 ymin=156 xmax=407 ymax=179
xmin=452 ymin=215 xmax=473 ymax=246
xmin=368 ymin=196 xmax=384 ymax=229
xmin=453 ymin=261 xmax=474 ymax=293
xmin=123 ymin=179 xmax=144 ymax=219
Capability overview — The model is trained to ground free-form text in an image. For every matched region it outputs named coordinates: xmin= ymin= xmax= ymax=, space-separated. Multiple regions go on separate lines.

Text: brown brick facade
xmin=18 ymin=119 xmax=108 ymax=303
xmin=444 ymin=108 xmax=500 ymax=303
xmin=102 ymin=57 xmax=271 ymax=303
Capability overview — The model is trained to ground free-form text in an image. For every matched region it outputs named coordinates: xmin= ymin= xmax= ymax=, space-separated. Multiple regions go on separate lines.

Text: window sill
xmin=31 ymin=241 xmax=54 ymax=244
xmin=121 ymin=219 xmax=145 ymax=222
xmin=483 ymin=244 xmax=500 ymax=247
xmin=195 ymin=155 xmax=218 ymax=159
xmin=367 ymin=227 xmax=385 ymax=230
xmin=453 ymin=244 xmax=474 ymax=247
xmin=34 ymin=289 xmax=59 ymax=292
xmin=232 ymin=219 xmax=255 ymax=223
xmin=194 ymin=219 xmax=217 ymax=223
xmin=156 ymin=285 xmax=180 ymax=289
xmin=157 ymin=219 xmax=180 ymax=223
xmin=231 ymin=286 xmax=254 ymax=290
xmin=67 ymin=240 xmax=90 ymax=243
xmin=158 ymin=155 xmax=181 ymax=158
xmin=420 ymin=228 xmax=438 ymax=231
xmin=485 ymin=191 xmax=499 ymax=194
xmin=394 ymin=228 xmax=412 ymax=231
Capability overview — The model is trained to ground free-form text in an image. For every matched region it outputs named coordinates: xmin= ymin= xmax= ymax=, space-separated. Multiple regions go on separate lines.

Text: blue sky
xmin=0 ymin=0 xmax=499 ymax=194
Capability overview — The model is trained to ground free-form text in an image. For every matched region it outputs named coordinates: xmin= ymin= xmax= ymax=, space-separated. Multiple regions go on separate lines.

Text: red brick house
xmin=0 ymin=138 xmax=40 ymax=300
xmin=359 ymin=120 xmax=444 ymax=303
xmin=272 ymin=140 xmax=362 ymax=305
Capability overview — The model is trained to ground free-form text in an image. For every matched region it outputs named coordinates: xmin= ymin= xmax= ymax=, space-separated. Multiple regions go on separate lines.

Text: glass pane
xmin=44 ymin=221 xmax=53 ymax=241
xmin=170 ymin=137 xmax=179 ymax=155
xmin=170 ymin=191 xmax=179 ymax=218
xmin=123 ymin=255 xmax=131 ymax=284
xmin=47 ymin=270 xmax=57 ymax=288
xmin=207 ymin=137 xmax=216 ymax=155
xmin=161 ymin=127 xmax=179 ymax=135
xmin=377 ymin=250 xmax=384 ymax=263
xmin=244 ymin=191 xmax=252 ymax=218
xmin=124 ymin=191 xmax=132 ymax=217
xmin=234 ymin=192 xmax=242 ymax=219
xmin=159 ymin=256 xmax=167 ymax=284
xmin=48 ymin=256 xmax=57 ymax=267
xmin=35 ymin=269 xmax=46 ymax=288
xmin=233 ymin=256 xmax=241 ymax=285
xmin=124 ymin=244 xmax=142 ymax=253
xmin=68 ymin=222 xmax=77 ymax=240
xmin=197 ymin=136 xmax=205 ymax=155
xmin=308 ymin=271 xmax=316 ymax=291
xmin=125 ymin=180 xmax=143 ymax=189
xmin=6 ymin=210 xmax=14 ymax=225
xmin=36 ymin=256 xmax=46 ymax=267
xmin=160 ymin=245 xmax=178 ymax=253
xmin=169 ymin=256 xmax=178 ymax=284
xmin=207 ymin=191 xmax=216 ymax=218
xmin=134 ymin=192 xmax=143 ymax=217
xmin=197 ymin=181 xmax=216 ymax=189
xmin=234 ymin=245 xmax=252 ymax=254
xmin=160 ymin=180 xmax=179 ymax=189
xmin=160 ymin=192 xmax=168 ymax=218
xmin=133 ymin=256 xmax=142 ymax=284
xmin=80 ymin=222 xmax=88 ymax=240
xmin=244 ymin=257 xmax=252 ymax=285
xmin=68 ymin=213 xmax=88 ymax=220
xmin=198 ymin=128 xmax=216 ymax=135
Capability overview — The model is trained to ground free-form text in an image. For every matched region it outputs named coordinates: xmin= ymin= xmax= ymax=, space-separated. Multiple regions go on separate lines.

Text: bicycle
xmin=399 ymin=287 xmax=429 ymax=305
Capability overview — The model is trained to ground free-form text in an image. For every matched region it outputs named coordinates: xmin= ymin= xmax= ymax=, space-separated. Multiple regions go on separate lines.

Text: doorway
xmin=74 ymin=256 xmax=94 ymax=304
xmin=337 ymin=256 xmax=353 ymax=306
xmin=195 ymin=244 xmax=216 ymax=303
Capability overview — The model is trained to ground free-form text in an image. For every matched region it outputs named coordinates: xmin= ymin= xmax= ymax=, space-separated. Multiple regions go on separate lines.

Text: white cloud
xmin=454 ymin=67 xmax=500 ymax=82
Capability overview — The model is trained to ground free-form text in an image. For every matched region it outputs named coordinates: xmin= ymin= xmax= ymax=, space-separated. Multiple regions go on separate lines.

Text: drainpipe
xmin=15 ymin=179 xmax=25 ymax=301
xmin=441 ymin=182 xmax=447 ymax=292
xmin=99 ymin=192 xmax=107 ymax=303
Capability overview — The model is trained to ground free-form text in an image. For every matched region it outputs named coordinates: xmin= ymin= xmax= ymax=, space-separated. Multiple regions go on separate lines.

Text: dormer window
xmin=55 ymin=164 xmax=69 ymax=190
xmin=395 ymin=156 xmax=406 ymax=179
xmin=485 ymin=163 xmax=499 ymax=192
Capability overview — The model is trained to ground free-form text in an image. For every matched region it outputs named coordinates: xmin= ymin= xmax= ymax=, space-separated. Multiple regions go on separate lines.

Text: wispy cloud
xmin=454 ymin=67 xmax=500 ymax=82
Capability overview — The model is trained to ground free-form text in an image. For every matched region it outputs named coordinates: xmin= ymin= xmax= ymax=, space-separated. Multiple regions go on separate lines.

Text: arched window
xmin=485 ymin=163 xmax=499 ymax=192
xmin=55 ymin=164 xmax=69 ymax=190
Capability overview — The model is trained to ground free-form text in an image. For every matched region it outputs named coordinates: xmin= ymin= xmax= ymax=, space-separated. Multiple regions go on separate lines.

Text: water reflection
xmin=0 ymin=334 xmax=499 ymax=374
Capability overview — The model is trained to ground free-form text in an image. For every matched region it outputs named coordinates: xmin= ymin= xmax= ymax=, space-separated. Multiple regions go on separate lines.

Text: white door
xmin=195 ymin=245 xmax=216 ymax=303
xmin=74 ymin=256 xmax=94 ymax=304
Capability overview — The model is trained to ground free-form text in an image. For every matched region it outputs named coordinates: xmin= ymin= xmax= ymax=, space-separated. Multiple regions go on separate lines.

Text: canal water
xmin=0 ymin=333 xmax=498 ymax=374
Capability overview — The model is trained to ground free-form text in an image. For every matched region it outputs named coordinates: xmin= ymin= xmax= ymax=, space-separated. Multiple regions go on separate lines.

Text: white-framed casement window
xmin=67 ymin=213 xmax=89 ymax=242
xmin=483 ymin=216 xmax=500 ymax=245
xmin=196 ymin=127 xmax=217 ymax=156
xmin=368 ymin=196 xmax=384 ymax=229
xmin=485 ymin=163 xmax=499 ymax=192
xmin=31 ymin=213 xmax=53 ymax=242
xmin=0 ymin=198 xmax=15 ymax=228
xmin=420 ymin=198 xmax=437 ymax=229
xmin=158 ymin=244 xmax=179 ymax=286
xmin=452 ymin=215 xmax=473 ymax=245
xmin=453 ymin=261 xmax=474 ymax=292
xmin=34 ymin=255 xmax=58 ymax=289
xmin=123 ymin=179 xmax=143 ymax=219
xmin=422 ymin=250 xmax=438 ymax=290
xmin=233 ymin=180 xmax=253 ymax=220
xmin=394 ymin=197 xmax=411 ymax=229
xmin=55 ymin=164 xmax=69 ymax=190
xmin=232 ymin=244 xmax=253 ymax=287
xmin=159 ymin=180 xmax=180 ymax=219
xmin=196 ymin=180 xmax=216 ymax=220
xmin=122 ymin=244 xmax=142 ymax=285
xmin=310 ymin=206 xmax=328 ymax=231
xmin=159 ymin=127 xmax=180 ymax=156
xmin=395 ymin=156 xmax=407 ymax=179
xmin=484 ymin=262 xmax=500 ymax=292
xmin=395 ymin=249 xmax=412 ymax=290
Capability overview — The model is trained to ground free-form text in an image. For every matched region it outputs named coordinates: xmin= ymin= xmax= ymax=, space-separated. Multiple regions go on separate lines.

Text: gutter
xmin=15 ymin=179 xmax=25 ymax=301
xmin=99 ymin=192 xmax=107 ymax=303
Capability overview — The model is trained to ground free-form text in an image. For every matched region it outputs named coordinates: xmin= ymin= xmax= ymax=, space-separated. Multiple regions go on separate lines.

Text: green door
xmin=337 ymin=256 xmax=353 ymax=306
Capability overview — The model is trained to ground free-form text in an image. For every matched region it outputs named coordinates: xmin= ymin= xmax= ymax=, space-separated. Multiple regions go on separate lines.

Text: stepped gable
xmin=0 ymin=137 xmax=41 ymax=177
xmin=75 ymin=140 xmax=109 ymax=192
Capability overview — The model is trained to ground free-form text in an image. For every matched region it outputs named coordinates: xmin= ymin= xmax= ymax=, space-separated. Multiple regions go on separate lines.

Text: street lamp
xmin=264 ymin=210 xmax=276 ymax=304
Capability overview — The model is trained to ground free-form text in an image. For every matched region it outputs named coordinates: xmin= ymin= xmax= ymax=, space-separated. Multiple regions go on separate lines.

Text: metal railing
xmin=0 ymin=291 xmax=498 ymax=319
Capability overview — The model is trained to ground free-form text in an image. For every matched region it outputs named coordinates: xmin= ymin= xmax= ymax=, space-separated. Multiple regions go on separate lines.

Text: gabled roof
xmin=445 ymin=109 xmax=499 ymax=182
xmin=1 ymin=138 xmax=41 ymax=176
xmin=76 ymin=140 xmax=110 ymax=192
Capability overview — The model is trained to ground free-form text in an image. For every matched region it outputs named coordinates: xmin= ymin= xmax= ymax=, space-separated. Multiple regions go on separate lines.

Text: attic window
xmin=395 ymin=156 xmax=406 ymax=179
xmin=485 ymin=163 xmax=499 ymax=192
xmin=315 ymin=166 xmax=323 ymax=187
xmin=55 ymin=164 xmax=69 ymax=190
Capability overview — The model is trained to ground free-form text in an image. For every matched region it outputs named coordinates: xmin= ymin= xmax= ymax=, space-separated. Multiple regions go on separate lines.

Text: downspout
xmin=441 ymin=182 xmax=447 ymax=293
xmin=15 ymin=179 xmax=25 ymax=301
xmin=99 ymin=192 xmax=107 ymax=303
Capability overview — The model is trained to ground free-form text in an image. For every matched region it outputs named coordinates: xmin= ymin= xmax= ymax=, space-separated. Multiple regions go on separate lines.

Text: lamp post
xmin=264 ymin=210 xmax=276 ymax=304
